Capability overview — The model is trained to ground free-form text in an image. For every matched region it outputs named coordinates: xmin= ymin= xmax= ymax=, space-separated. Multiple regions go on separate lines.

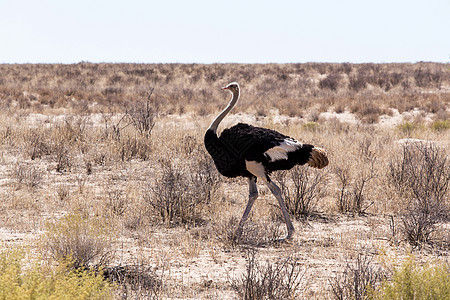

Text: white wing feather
xmin=264 ymin=139 xmax=302 ymax=162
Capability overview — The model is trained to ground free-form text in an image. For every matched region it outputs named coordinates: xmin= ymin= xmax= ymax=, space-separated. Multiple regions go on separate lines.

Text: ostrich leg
xmin=235 ymin=177 xmax=258 ymax=240
xmin=264 ymin=180 xmax=295 ymax=240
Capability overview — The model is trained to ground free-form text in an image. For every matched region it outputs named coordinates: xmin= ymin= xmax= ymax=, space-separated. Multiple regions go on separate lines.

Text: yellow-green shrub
xmin=302 ymin=122 xmax=320 ymax=132
xmin=397 ymin=121 xmax=422 ymax=135
xmin=0 ymin=249 xmax=113 ymax=300
xmin=431 ymin=120 xmax=450 ymax=131
xmin=371 ymin=257 xmax=449 ymax=299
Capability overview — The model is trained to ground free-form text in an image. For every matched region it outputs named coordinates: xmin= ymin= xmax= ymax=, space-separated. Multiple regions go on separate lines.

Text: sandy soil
xmin=1 ymin=110 xmax=448 ymax=299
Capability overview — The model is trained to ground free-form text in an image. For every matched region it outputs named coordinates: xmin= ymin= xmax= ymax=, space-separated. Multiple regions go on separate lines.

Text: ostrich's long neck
xmin=208 ymin=90 xmax=239 ymax=134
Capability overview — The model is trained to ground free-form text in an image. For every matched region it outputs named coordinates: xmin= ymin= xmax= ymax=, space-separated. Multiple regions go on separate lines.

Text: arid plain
xmin=0 ymin=63 xmax=448 ymax=299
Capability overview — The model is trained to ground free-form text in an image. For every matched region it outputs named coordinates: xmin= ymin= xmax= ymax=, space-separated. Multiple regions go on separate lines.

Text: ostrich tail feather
xmin=307 ymin=147 xmax=329 ymax=169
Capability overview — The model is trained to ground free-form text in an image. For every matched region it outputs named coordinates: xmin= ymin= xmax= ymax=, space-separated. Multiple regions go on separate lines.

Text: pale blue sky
xmin=0 ymin=0 xmax=449 ymax=63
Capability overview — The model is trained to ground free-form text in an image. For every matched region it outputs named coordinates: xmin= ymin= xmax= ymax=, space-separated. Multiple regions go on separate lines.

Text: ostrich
xmin=204 ymin=82 xmax=328 ymax=240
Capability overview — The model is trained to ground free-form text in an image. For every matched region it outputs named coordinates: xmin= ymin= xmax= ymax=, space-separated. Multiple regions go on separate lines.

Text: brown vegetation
xmin=0 ymin=62 xmax=448 ymax=298
xmin=0 ymin=62 xmax=448 ymax=118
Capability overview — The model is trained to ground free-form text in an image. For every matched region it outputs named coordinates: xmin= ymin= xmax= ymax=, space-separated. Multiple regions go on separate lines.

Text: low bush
xmin=42 ymin=213 xmax=114 ymax=269
xmin=125 ymin=87 xmax=158 ymax=138
xmin=145 ymin=148 xmax=220 ymax=226
xmin=0 ymin=249 xmax=113 ymax=300
xmin=397 ymin=122 xmax=421 ymax=135
xmin=186 ymin=144 xmax=221 ymax=205
xmin=330 ymin=252 xmax=385 ymax=300
xmin=302 ymin=121 xmax=320 ymax=131
xmin=372 ymin=256 xmax=449 ymax=299
xmin=113 ymin=134 xmax=152 ymax=161
xmin=319 ymin=73 xmax=342 ymax=91
xmin=232 ymin=249 xmax=305 ymax=299
xmin=53 ymin=142 xmax=72 ymax=173
xmin=23 ymin=129 xmax=51 ymax=160
xmin=11 ymin=163 xmax=42 ymax=189
xmin=388 ymin=142 xmax=449 ymax=247
xmin=145 ymin=159 xmax=192 ymax=225
xmin=334 ymin=162 xmax=377 ymax=215
xmin=104 ymin=263 xmax=164 ymax=299
xmin=275 ymin=166 xmax=327 ymax=219
xmin=414 ymin=68 xmax=444 ymax=88
xmin=431 ymin=120 xmax=450 ymax=131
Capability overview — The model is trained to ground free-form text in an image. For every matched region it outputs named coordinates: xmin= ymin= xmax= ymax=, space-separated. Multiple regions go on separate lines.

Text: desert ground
xmin=0 ymin=62 xmax=449 ymax=299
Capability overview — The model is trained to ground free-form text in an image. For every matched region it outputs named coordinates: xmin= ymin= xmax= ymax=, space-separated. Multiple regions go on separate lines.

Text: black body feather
xmin=204 ymin=123 xmax=314 ymax=179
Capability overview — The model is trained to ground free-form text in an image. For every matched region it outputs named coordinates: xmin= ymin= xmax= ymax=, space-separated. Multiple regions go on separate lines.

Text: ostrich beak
xmin=222 ymin=86 xmax=229 ymax=90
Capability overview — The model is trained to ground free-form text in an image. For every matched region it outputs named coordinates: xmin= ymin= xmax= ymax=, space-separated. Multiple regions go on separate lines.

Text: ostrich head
xmin=222 ymin=82 xmax=240 ymax=94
